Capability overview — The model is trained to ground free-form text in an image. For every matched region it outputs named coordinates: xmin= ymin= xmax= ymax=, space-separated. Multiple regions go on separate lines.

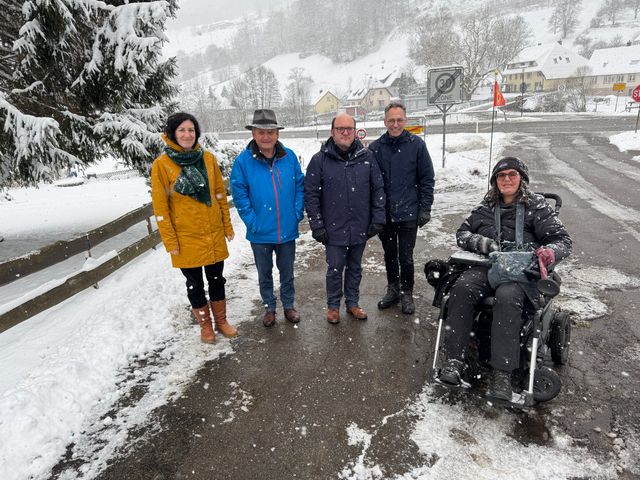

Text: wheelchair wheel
xmin=550 ymin=311 xmax=571 ymax=365
xmin=530 ymin=366 xmax=561 ymax=402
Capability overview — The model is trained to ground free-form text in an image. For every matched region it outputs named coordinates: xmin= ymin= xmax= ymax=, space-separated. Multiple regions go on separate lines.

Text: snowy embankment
xmin=0 ymin=133 xmax=627 ymax=480
xmin=609 ymin=130 xmax=640 ymax=158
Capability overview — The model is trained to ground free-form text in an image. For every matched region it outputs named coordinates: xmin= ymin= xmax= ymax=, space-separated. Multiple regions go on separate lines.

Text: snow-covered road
xmin=1 ymin=132 xmax=639 ymax=479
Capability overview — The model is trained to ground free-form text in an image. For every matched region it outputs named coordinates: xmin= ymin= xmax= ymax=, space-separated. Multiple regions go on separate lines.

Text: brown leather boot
xmin=210 ymin=300 xmax=238 ymax=338
xmin=192 ymin=306 xmax=215 ymax=343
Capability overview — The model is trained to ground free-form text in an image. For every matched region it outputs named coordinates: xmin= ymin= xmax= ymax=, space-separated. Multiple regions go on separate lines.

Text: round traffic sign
xmin=633 ymin=85 xmax=640 ymax=102
xmin=356 ymin=128 xmax=367 ymax=140
xmin=435 ymin=73 xmax=456 ymax=94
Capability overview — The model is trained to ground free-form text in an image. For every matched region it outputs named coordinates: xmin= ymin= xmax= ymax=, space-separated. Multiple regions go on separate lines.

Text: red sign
xmin=355 ymin=128 xmax=367 ymax=140
xmin=633 ymin=85 xmax=640 ymax=102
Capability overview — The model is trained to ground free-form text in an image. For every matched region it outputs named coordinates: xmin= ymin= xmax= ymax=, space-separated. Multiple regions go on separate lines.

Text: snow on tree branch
xmin=0 ymin=0 xmax=177 ymax=187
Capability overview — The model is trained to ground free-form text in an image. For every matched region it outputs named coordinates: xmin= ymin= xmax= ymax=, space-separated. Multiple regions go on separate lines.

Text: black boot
xmin=400 ymin=292 xmax=415 ymax=314
xmin=439 ymin=359 xmax=464 ymax=386
xmin=377 ymin=285 xmax=400 ymax=309
xmin=489 ymin=370 xmax=512 ymax=401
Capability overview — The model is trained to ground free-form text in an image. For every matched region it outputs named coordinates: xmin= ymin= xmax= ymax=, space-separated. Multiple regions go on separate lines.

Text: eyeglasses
xmin=386 ymin=118 xmax=407 ymax=125
xmin=334 ymin=127 xmax=355 ymax=134
xmin=496 ymin=171 xmax=520 ymax=180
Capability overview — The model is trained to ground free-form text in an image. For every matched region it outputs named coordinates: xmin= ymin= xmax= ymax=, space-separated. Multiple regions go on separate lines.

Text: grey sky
xmin=170 ymin=0 xmax=289 ymax=29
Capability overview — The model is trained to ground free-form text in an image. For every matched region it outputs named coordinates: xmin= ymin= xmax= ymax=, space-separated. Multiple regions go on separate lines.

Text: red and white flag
xmin=493 ymin=80 xmax=506 ymax=107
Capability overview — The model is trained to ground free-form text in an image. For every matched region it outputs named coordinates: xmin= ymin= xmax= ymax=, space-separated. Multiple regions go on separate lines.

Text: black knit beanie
xmin=164 ymin=112 xmax=201 ymax=148
xmin=490 ymin=156 xmax=530 ymax=184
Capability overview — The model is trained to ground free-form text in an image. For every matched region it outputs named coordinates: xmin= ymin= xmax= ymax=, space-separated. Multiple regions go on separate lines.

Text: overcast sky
xmin=169 ymin=0 xmax=289 ymax=29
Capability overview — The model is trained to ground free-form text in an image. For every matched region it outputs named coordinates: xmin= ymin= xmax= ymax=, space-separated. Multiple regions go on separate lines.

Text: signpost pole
xmin=632 ymin=85 xmax=640 ymax=132
xmin=441 ymin=106 xmax=446 ymax=168
xmin=521 ymin=67 xmax=525 ymax=118
xmin=423 ymin=115 xmax=427 ymax=144
xmin=615 ymin=92 xmax=620 ymax=113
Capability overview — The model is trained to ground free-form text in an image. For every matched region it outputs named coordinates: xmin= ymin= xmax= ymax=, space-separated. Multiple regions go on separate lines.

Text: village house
xmin=502 ymin=43 xmax=589 ymax=93
xmin=586 ymin=44 xmax=640 ymax=97
xmin=312 ymin=90 xmax=340 ymax=115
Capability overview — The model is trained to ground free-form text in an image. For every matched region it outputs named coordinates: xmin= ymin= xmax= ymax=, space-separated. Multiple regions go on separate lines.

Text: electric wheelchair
xmin=424 ymin=193 xmax=571 ymax=407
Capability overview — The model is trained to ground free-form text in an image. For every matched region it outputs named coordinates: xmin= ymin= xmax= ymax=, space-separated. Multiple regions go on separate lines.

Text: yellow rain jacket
xmin=151 ymin=135 xmax=233 ymax=268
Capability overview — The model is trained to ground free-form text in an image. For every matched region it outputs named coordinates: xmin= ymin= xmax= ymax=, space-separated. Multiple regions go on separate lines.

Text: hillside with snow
xmin=165 ymin=0 xmax=640 ymax=104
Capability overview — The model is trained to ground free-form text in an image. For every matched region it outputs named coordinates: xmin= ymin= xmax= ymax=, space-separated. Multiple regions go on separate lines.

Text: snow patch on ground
xmin=338 ymin=385 xmax=617 ymax=480
xmin=609 ymin=131 xmax=640 ymax=153
xmin=557 ymin=261 xmax=640 ymax=321
xmin=0 ymin=210 xmax=260 ymax=480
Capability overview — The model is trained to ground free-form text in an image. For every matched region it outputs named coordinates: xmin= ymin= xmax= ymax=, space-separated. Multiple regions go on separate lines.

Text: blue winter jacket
xmin=304 ymin=138 xmax=386 ymax=246
xmin=369 ymin=130 xmax=435 ymax=223
xmin=230 ymin=141 xmax=305 ymax=244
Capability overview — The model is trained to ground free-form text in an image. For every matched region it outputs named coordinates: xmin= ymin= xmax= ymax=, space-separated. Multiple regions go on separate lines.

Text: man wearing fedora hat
xmin=230 ymin=109 xmax=305 ymax=327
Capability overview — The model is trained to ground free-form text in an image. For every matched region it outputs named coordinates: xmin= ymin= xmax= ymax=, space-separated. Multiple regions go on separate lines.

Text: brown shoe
xmin=326 ymin=308 xmax=340 ymax=324
xmin=284 ymin=308 xmax=300 ymax=323
xmin=347 ymin=306 xmax=368 ymax=320
xmin=263 ymin=310 xmax=276 ymax=327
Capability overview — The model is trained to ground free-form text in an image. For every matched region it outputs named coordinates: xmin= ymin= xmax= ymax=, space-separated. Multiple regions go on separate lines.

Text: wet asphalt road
xmin=90 ymin=235 xmax=441 ymax=480
xmin=52 ymin=116 xmax=640 ymax=479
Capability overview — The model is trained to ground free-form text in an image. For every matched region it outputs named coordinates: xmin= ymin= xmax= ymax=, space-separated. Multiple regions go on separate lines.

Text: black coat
xmin=369 ymin=130 xmax=435 ymax=223
xmin=304 ymin=138 xmax=386 ymax=246
xmin=456 ymin=194 xmax=572 ymax=262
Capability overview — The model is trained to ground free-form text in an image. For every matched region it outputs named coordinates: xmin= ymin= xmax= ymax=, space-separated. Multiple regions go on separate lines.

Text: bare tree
xmin=548 ymin=0 xmax=582 ymax=38
xmin=597 ymin=0 xmax=624 ymax=25
xmin=409 ymin=7 xmax=531 ymax=99
xmin=244 ymin=66 xmax=281 ymax=110
xmin=628 ymin=0 xmax=640 ymax=19
xmin=179 ymin=79 xmax=223 ymax=132
xmin=283 ymin=67 xmax=312 ymax=126
xmin=566 ymin=66 xmax=593 ymax=112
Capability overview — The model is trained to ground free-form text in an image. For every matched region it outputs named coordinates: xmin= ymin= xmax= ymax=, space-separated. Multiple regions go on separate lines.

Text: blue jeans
xmin=325 ymin=243 xmax=366 ymax=309
xmin=251 ymin=241 xmax=296 ymax=312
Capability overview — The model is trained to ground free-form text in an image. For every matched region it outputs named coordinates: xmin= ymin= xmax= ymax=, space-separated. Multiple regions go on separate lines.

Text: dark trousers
xmin=325 ymin=243 xmax=366 ymax=309
xmin=250 ymin=240 xmax=296 ymax=312
xmin=443 ymin=267 xmax=527 ymax=372
xmin=180 ymin=261 xmax=226 ymax=308
xmin=379 ymin=221 xmax=418 ymax=292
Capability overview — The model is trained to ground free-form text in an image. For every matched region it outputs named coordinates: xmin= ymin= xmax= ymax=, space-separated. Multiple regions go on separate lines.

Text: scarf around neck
xmin=164 ymin=146 xmax=211 ymax=206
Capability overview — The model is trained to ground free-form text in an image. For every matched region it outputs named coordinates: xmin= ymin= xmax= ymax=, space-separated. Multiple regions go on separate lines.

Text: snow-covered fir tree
xmin=0 ymin=0 xmax=178 ymax=187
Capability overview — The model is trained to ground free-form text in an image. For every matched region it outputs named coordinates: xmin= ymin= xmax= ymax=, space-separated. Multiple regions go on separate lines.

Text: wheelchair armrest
xmin=449 ymin=251 xmax=492 ymax=267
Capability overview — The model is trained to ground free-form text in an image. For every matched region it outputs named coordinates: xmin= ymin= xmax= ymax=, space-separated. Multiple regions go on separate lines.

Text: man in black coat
xmin=304 ymin=113 xmax=386 ymax=324
xmin=369 ymin=102 xmax=435 ymax=314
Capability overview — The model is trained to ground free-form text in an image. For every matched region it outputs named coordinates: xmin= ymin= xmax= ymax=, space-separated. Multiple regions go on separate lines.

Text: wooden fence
xmin=0 ymin=203 xmax=161 ymax=333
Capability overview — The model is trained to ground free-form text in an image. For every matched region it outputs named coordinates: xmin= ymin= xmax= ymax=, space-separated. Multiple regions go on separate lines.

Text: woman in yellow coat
xmin=151 ymin=112 xmax=237 ymax=343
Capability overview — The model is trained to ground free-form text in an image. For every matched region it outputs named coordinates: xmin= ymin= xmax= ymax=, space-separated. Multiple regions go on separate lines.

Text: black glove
xmin=418 ymin=209 xmax=431 ymax=227
xmin=311 ymin=228 xmax=328 ymax=244
xmin=367 ymin=223 xmax=384 ymax=239
xmin=477 ymin=236 xmax=499 ymax=255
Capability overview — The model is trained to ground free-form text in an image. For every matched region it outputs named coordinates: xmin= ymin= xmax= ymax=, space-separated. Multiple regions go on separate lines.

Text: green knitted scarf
xmin=164 ymin=146 xmax=211 ymax=206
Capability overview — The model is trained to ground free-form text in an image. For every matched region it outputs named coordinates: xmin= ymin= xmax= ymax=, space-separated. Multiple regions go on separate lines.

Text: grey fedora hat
xmin=245 ymin=109 xmax=284 ymax=130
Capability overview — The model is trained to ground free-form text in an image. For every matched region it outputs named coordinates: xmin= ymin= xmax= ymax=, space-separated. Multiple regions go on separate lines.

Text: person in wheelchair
xmin=438 ymin=157 xmax=572 ymax=400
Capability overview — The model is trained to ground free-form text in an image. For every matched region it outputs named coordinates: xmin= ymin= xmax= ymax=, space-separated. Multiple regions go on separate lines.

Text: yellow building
xmin=313 ymin=90 xmax=340 ymax=115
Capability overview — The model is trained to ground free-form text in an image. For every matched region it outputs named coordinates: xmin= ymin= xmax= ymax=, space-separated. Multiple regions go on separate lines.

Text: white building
xmin=502 ymin=43 xmax=589 ymax=93
xmin=587 ymin=45 xmax=640 ymax=96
